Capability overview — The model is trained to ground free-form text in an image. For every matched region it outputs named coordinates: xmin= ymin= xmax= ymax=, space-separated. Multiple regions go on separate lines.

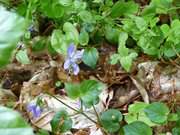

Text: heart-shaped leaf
xmin=100 ymin=109 xmax=122 ymax=133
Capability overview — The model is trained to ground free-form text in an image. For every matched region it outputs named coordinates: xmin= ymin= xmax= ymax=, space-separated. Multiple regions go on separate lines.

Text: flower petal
xmin=64 ymin=59 xmax=71 ymax=70
xmin=34 ymin=106 xmax=42 ymax=118
xmin=67 ymin=44 xmax=76 ymax=58
xmin=72 ymin=63 xmax=80 ymax=75
xmin=27 ymin=103 xmax=36 ymax=112
xmin=72 ymin=49 xmax=84 ymax=61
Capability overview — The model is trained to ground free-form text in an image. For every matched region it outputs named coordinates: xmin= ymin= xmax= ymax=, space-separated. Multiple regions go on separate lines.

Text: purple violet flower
xmin=27 ymin=103 xmax=42 ymax=118
xmin=64 ymin=44 xmax=84 ymax=75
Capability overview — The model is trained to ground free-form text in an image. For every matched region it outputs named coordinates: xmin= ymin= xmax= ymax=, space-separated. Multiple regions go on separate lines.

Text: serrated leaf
xmin=0 ymin=6 xmax=25 ymax=67
xmin=82 ymin=47 xmax=99 ymax=69
xmin=100 ymin=109 xmax=122 ymax=133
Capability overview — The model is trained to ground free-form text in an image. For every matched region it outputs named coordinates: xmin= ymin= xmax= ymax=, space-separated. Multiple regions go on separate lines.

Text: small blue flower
xmin=64 ymin=44 xmax=84 ymax=75
xmin=27 ymin=102 xmax=42 ymax=118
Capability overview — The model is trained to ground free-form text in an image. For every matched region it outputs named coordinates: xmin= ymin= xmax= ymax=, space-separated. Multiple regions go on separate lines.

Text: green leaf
xmin=16 ymin=50 xmax=30 ymax=64
xmin=50 ymin=110 xmax=72 ymax=133
xmin=40 ymin=0 xmax=64 ymax=18
xmin=110 ymin=54 xmax=121 ymax=65
xmin=51 ymin=29 xmax=67 ymax=55
xmin=111 ymin=1 xmax=138 ymax=18
xmin=125 ymin=102 xmax=157 ymax=127
xmin=79 ymin=10 xmax=94 ymax=23
xmin=79 ymin=30 xmax=89 ymax=46
xmin=105 ymin=25 xmax=120 ymax=44
xmin=0 ymin=6 xmax=25 ymax=67
xmin=80 ymin=80 xmax=105 ymax=107
xmin=160 ymin=24 xmax=170 ymax=38
xmin=168 ymin=113 xmax=178 ymax=122
xmin=63 ymin=22 xmax=79 ymax=45
xmin=65 ymin=83 xmax=81 ymax=99
xmin=123 ymin=121 xmax=152 ymax=135
xmin=0 ymin=106 xmax=34 ymax=135
xmin=118 ymin=31 xmax=128 ymax=56
xmin=100 ymin=109 xmax=122 ymax=133
xmin=120 ymin=56 xmax=132 ymax=72
xmin=82 ymin=47 xmax=99 ymax=69
xmin=31 ymin=37 xmax=47 ymax=52
xmin=144 ymin=102 xmax=169 ymax=124
xmin=128 ymin=102 xmax=148 ymax=113
xmin=59 ymin=0 xmax=72 ymax=6
xmin=172 ymin=127 xmax=180 ymax=135
xmin=65 ymin=80 xmax=105 ymax=107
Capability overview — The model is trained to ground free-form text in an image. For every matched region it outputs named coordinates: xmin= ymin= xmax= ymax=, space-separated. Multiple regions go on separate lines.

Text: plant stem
xmin=92 ymin=105 xmax=101 ymax=124
xmin=47 ymin=93 xmax=98 ymax=125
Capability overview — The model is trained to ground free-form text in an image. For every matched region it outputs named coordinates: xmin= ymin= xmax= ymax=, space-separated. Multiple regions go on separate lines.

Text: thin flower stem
xmin=47 ymin=93 xmax=98 ymax=125
xmin=92 ymin=105 xmax=101 ymax=124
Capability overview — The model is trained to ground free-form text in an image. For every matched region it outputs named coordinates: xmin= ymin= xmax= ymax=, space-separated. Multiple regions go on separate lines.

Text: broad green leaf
xmin=142 ymin=0 xmax=172 ymax=15
xmin=79 ymin=10 xmax=94 ymax=23
xmin=128 ymin=102 xmax=148 ymax=113
xmin=168 ymin=113 xmax=178 ymax=122
xmin=118 ymin=31 xmax=128 ymax=56
xmin=125 ymin=102 xmax=157 ymax=127
xmin=40 ymin=0 xmax=64 ymax=18
xmin=144 ymin=102 xmax=169 ymax=124
xmin=65 ymin=80 xmax=105 ymax=107
xmin=119 ymin=32 xmax=128 ymax=47
xmin=111 ymin=1 xmax=138 ymax=18
xmin=160 ymin=24 xmax=170 ymax=38
xmin=0 ymin=6 xmax=25 ymax=67
xmin=80 ymin=80 xmax=105 ymax=107
xmin=100 ymin=109 xmax=122 ymax=133
xmin=105 ymin=25 xmax=120 ymax=44
xmin=59 ymin=0 xmax=72 ymax=6
xmin=50 ymin=110 xmax=72 ymax=133
xmin=120 ymin=56 xmax=132 ymax=72
xmin=31 ymin=37 xmax=47 ymax=52
xmin=172 ymin=127 xmax=180 ymax=135
xmin=16 ymin=50 xmax=30 ymax=64
xmin=0 ymin=106 xmax=34 ymax=135
xmin=82 ymin=47 xmax=99 ymax=69
xmin=63 ymin=22 xmax=79 ymax=45
xmin=123 ymin=121 xmax=152 ymax=135
xmin=51 ymin=29 xmax=67 ymax=55
xmin=79 ymin=30 xmax=89 ymax=46
xmin=65 ymin=83 xmax=81 ymax=99
xmin=110 ymin=54 xmax=120 ymax=65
